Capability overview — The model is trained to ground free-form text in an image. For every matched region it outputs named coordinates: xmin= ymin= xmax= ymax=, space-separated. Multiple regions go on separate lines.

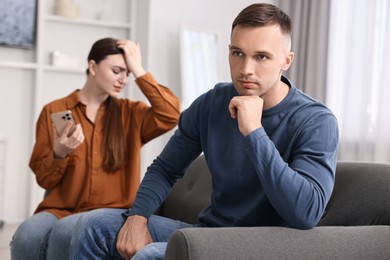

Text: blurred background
xmin=0 ymin=0 xmax=389 ymax=226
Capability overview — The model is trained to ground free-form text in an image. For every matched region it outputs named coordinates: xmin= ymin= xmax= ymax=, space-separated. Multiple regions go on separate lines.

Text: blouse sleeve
xmin=29 ymin=106 xmax=68 ymax=189
xmin=134 ymin=72 xmax=180 ymax=143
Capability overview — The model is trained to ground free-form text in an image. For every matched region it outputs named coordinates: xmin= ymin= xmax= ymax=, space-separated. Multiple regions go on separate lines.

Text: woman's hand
xmin=53 ymin=121 xmax=85 ymax=158
xmin=116 ymin=39 xmax=146 ymax=78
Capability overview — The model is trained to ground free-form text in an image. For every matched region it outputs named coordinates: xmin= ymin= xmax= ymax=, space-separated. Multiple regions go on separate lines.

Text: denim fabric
xmin=69 ymin=208 xmax=126 ymax=260
xmin=131 ymin=242 xmax=167 ymax=260
xmin=69 ymin=208 xmax=196 ymax=260
xmin=133 ymin=215 xmax=196 ymax=260
xmin=10 ymin=210 xmax=116 ymax=260
xmin=46 ymin=212 xmax=87 ymax=259
xmin=10 ymin=212 xmax=58 ymax=260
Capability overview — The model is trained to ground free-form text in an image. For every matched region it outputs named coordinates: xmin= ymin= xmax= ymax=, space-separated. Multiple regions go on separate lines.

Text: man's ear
xmin=282 ymin=51 xmax=294 ymax=71
xmin=88 ymin=60 xmax=97 ymax=76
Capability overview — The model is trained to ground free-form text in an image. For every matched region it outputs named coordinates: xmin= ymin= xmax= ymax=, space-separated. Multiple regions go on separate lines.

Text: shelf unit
xmin=0 ymin=61 xmax=37 ymax=70
xmin=0 ymin=139 xmax=5 ymax=222
xmin=45 ymin=14 xmax=132 ymax=28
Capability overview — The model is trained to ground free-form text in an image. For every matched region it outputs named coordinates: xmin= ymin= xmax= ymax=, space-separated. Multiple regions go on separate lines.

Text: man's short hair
xmin=232 ymin=3 xmax=291 ymax=37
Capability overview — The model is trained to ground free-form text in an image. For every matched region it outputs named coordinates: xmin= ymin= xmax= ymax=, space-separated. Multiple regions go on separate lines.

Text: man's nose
xmin=241 ymin=58 xmax=255 ymax=75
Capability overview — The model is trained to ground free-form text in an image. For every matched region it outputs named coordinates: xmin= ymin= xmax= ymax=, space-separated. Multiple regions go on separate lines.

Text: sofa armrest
xmin=165 ymin=226 xmax=390 ymax=260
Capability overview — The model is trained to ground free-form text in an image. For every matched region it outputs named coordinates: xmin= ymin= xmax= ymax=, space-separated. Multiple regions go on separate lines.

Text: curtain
xmin=277 ymin=0 xmax=331 ymax=103
xmin=326 ymin=0 xmax=390 ymax=163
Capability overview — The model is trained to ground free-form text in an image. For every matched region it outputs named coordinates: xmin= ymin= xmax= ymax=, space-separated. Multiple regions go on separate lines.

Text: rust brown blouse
xmin=29 ymin=72 xmax=180 ymax=219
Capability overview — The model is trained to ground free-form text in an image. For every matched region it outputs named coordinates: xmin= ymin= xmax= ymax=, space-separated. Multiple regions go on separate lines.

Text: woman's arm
xmin=117 ymin=39 xmax=180 ymax=143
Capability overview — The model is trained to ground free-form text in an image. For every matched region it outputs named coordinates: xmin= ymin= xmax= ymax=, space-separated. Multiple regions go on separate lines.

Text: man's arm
xmin=117 ymin=94 xmax=207 ymax=257
xmin=229 ymin=95 xmax=339 ymax=229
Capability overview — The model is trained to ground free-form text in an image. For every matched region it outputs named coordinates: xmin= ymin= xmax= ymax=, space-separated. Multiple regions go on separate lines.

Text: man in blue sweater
xmin=70 ymin=3 xmax=339 ymax=260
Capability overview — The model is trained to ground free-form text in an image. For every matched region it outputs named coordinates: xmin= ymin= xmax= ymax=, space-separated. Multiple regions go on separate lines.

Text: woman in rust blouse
xmin=10 ymin=38 xmax=180 ymax=260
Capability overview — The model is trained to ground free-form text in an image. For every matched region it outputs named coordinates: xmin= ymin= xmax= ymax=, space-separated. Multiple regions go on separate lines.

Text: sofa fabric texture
xmin=318 ymin=161 xmax=390 ymax=226
xmin=166 ymin=226 xmax=390 ymax=260
xmin=158 ymin=155 xmax=390 ymax=259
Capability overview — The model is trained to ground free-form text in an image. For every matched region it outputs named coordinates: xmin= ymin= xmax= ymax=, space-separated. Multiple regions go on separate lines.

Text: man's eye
xmin=258 ymin=55 xmax=268 ymax=61
xmin=113 ymin=70 xmax=120 ymax=74
xmin=232 ymin=51 xmax=242 ymax=57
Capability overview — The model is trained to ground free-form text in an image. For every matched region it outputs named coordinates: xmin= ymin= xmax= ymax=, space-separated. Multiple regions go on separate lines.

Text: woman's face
xmin=92 ymin=54 xmax=129 ymax=97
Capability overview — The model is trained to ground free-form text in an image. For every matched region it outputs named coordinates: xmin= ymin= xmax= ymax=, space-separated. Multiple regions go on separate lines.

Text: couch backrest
xmin=318 ymin=161 xmax=390 ymax=226
xmin=159 ymin=156 xmax=390 ymax=226
xmin=157 ymin=154 xmax=212 ymax=224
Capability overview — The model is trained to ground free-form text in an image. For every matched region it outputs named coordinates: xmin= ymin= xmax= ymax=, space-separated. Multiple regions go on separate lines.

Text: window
xmin=326 ymin=0 xmax=390 ymax=162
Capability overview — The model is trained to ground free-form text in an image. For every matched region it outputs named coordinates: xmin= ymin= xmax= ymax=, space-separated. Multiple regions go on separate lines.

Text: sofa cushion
xmin=318 ymin=161 xmax=390 ymax=226
xmin=157 ymin=154 xmax=212 ymax=224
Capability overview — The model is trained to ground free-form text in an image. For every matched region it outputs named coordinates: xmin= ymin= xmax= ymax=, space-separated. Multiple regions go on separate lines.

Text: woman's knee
xmin=50 ymin=215 xmax=78 ymax=242
xmin=12 ymin=212 xmax=57 ymax=244
xmin=10 ymin=212 xmax=57 ymax=259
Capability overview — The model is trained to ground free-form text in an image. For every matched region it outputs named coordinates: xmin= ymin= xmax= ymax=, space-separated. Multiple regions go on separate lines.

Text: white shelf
xmin=43 ymin=64 xmax=85 ymax=74
xmin=0 ymin=139 xmax=6 ymax=221
xmin=0 ymin=61 xmax=37 ymax=70
xmin=45 ymin=14 xmax=132 ymax=29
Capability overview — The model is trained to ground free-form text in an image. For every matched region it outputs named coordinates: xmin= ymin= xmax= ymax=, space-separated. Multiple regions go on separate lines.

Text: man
xmin=70 ymin=3 xmax=339 ymax=259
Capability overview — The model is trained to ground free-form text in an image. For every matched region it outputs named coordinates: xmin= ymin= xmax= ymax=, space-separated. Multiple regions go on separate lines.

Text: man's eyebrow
xmin=229 ymin=45 xmax=273 ymax=57
xmin=229 ymin=44 xmax=241 ymax=50
xmin=255 ymin=50 xmax=273 ymax=57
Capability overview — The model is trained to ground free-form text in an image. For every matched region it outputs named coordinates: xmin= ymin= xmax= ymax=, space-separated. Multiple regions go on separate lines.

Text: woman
xmin=10 ymin=38 xmax=180 ymax=259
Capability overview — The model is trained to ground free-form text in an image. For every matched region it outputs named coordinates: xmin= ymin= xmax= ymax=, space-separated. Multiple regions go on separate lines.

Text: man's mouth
xmin=238 ymin=79 xmax=257 ymax=88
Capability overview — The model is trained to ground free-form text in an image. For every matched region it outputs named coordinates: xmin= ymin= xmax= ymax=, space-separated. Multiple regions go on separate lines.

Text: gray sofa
xmin=156 ymin=155 xmax=390 ymax=259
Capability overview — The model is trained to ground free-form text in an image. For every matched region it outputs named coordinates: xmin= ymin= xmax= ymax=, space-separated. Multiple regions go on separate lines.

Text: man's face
xmin=229 ymin=24 xmax=293 ymax=99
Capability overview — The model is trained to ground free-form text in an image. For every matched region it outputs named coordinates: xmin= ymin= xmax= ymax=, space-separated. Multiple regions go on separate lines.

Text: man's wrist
xmin=128 ymin=214 xmax=148 ymax=223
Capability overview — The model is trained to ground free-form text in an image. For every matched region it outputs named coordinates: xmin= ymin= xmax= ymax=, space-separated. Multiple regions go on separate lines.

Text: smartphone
xmin=51 ymin=110 xmax=77 ymax=136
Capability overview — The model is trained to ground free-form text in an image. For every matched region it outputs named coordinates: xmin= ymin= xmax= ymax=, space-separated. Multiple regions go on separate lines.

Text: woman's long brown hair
xmin=87 ymin=38 xmax=128 ymax=172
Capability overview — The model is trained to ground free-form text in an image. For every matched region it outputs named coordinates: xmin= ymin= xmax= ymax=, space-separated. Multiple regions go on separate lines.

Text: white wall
xmin=0 ymin=0 xmax=272 ymax=223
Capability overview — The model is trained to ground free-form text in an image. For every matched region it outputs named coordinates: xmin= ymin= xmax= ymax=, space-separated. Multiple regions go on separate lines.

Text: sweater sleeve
xmin=242 ymin=113 xmax=339 ymax=229
xmin=124 ymin=92 xmax=205 ymax=219
xmin=135 ymin=72 xmax=180 ymax=144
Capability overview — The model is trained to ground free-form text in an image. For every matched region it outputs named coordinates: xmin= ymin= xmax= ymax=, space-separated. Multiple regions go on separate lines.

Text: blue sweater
xmin=127 ymin=77 xmax=339 ymax=229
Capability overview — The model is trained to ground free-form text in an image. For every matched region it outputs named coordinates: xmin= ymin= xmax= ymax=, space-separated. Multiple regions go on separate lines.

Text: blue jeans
xmin=10 ymin=211 xmax=84 ymax=260
xmin=69 ymin=208 xmax=197 ymax=260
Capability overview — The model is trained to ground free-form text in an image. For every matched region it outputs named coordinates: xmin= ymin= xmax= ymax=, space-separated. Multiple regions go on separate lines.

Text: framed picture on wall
xmin=0 ymin=0 xmax=37 ymax=49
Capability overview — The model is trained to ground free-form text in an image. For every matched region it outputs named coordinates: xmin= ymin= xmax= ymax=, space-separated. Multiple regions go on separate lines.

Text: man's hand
xmin=53 ymin=121 xmax=84 ymax=158
xmin=116 ymin=215 xmax=153 ymax=260
xmin=228 ymin=96 xmax=264 ymax=136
